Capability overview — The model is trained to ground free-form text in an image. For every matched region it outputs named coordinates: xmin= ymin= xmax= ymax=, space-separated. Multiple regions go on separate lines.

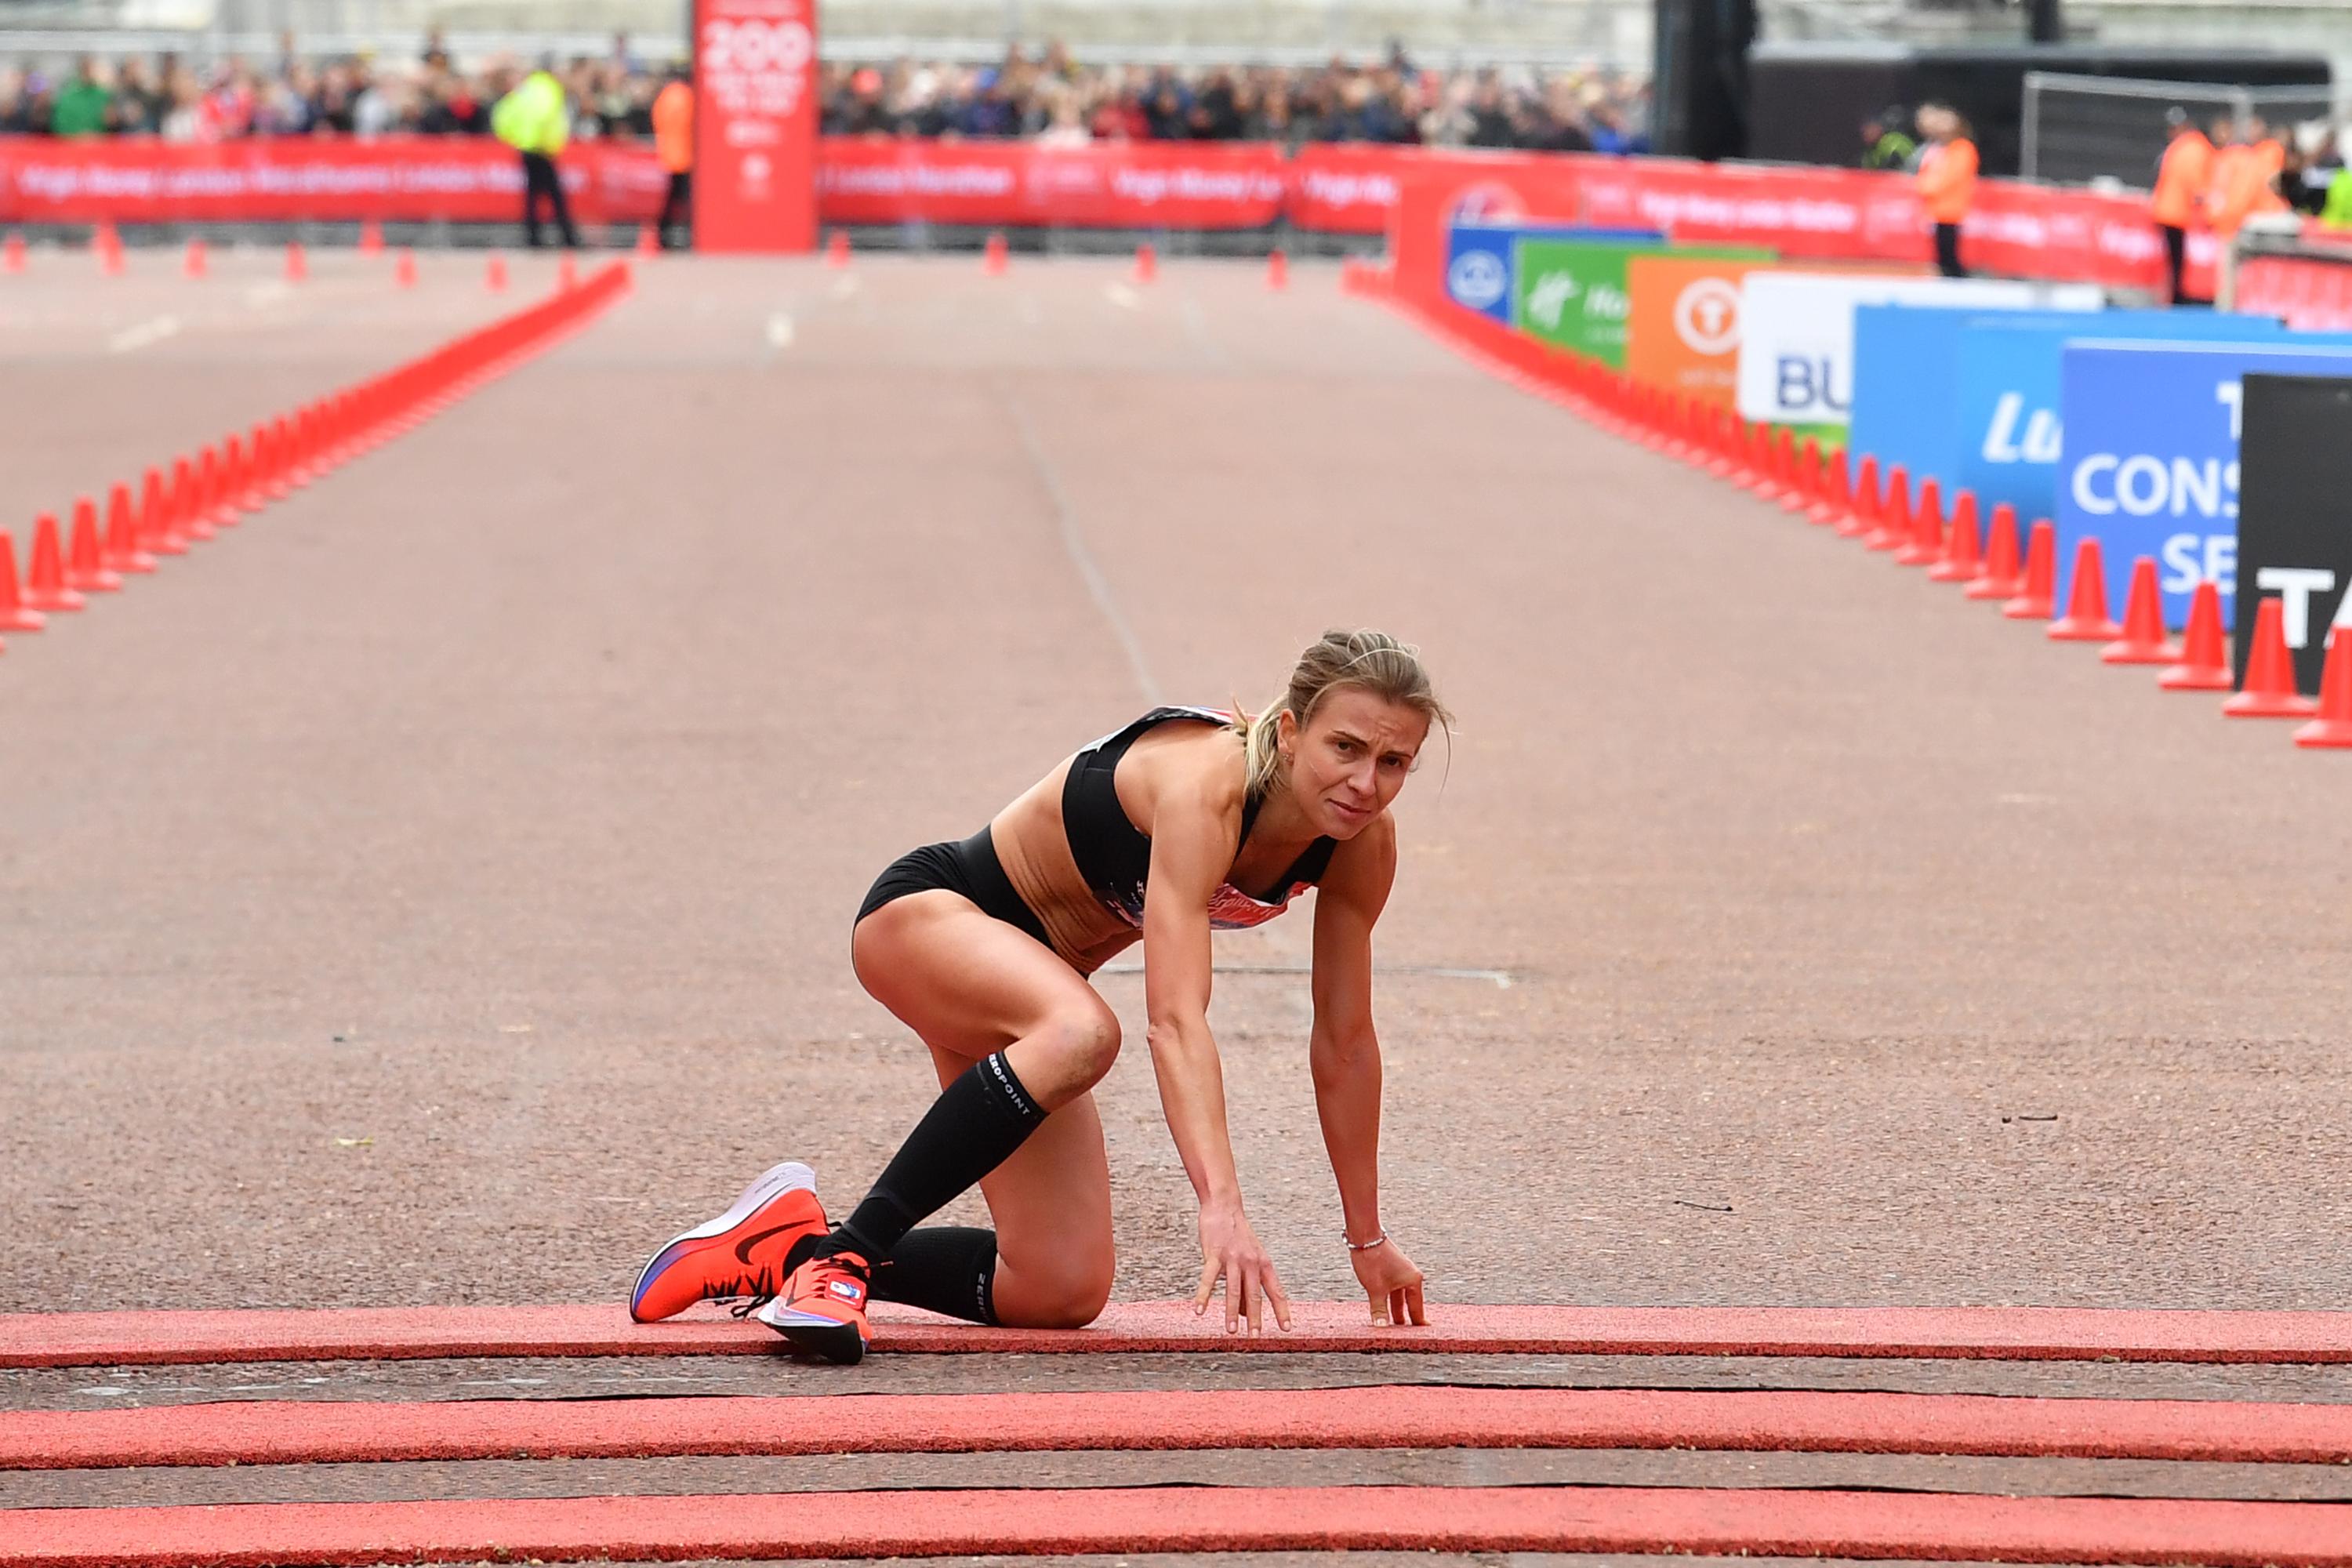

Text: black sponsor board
xmin=2235 ymin=373 xmax=2352 ymax=695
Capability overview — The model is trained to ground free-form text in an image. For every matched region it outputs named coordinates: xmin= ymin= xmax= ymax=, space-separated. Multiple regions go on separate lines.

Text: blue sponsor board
xmin=2057 ymin=339 xmax=2352 ymax=630
xmin=1951 ymin=313 xmax=2296 ymax=527
xmin=1847 ymin=306 xmax=2283 ymax=506
xmin=1442 ymin=220 xmax=1661 ymax=323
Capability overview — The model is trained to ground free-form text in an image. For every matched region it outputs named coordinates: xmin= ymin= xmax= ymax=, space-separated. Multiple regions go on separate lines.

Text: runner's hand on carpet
xmin=1195 ymin=1199 xmax=1292 ymax=1334
xmin=1351 ymin=1236 xmax=1426 ymax=1326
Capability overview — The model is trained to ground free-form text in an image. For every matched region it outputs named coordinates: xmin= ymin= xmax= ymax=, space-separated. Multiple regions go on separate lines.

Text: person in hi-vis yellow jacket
xmin=492 ymin=60 xmax=579 ymax=249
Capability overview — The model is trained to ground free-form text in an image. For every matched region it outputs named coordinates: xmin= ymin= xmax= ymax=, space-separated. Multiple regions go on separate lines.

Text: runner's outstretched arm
xmin=1310 ymin=814 xmax=1425 ymax=1325
xmin=1143 ymin=780 xmax=1293 ymax=1335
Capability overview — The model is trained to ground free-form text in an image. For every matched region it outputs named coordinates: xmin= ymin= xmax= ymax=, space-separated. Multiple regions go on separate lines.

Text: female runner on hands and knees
xmin=629 ymin=629 xmax=1451 ymax=1363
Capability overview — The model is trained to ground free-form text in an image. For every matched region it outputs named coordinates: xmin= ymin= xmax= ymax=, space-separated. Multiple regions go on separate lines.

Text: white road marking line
xmin=243 ymin=281 xmax=292 ymax=309
xmin=1007 ymin=394 xmax=1161 ymax=705
xmin=106 ymin=314 xmax=180 ymax=353
xmin=1101 ymin=962 xmax=1517 ymax=988
xmin=1104 ymin=282 xmax=1142 ymax=310
xmin=764 ymin=312 xmax=796 ymax=348
xmin=831 ymin=274 xmax=861 ymax=299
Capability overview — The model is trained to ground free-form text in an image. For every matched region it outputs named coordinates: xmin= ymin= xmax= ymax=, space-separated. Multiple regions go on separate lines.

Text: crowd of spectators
xmin=0 ymin=34 xmax=1652 ymax=153
xmin=820 ymin=49 xmax=1652 ymax=152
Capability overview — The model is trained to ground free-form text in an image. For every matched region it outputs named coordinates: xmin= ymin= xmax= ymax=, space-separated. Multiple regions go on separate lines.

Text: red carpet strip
xmin=6 ymin=1483 xmax=2350 ymax=1567
xmin=10 ymin=1383 xmax=2352 ymax=1470
xmin=7 ymin=1299 xmax=2352 ymax=1368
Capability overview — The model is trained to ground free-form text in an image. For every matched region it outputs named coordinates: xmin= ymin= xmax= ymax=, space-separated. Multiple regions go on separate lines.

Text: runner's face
xmin=1283 ymin=690 xmax=1428 ymax=838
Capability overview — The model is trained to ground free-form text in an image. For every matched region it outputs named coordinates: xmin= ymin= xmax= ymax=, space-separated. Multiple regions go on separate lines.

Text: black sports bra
xmin=1061 ymin=706 xmax=1338 ymax=931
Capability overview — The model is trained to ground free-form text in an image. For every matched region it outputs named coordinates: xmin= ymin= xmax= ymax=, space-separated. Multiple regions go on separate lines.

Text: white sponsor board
xmin=1735 ymin=274 xmax=2103 ymax=426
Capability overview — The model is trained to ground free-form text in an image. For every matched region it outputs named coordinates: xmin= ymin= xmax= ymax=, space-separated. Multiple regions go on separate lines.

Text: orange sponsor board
xmin=1624 ymin=254 xmax=1773 ymax=408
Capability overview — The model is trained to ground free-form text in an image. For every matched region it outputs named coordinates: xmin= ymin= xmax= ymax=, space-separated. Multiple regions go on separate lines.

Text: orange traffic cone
xmin=826 ymin=229 xmax=851 ymax=268
xmin=171 ymin=456 xmax=214 ymax=543
xmin=285 ymin=241 xmax=307 ymax=283
xmin=0 ymin=530 xmax=43 ymax=631
xmin=2 ymin=233 xmax=24 ymax=274
xmin=2002 ymin=519 xmax=2057 ymax=620
xmin=138 ymin=466 xmax=185 ymax=556
xmin=1966 ymin=503 xmax=2024 ymax=601
xmin=1894 ymin=476 xmax=1944 ymax=565
xmin=982 ymin=232 xmax=1009 ymax=276
xmin=2293 ymin=627 xmax=2352 ymax=747
xmin=485 ymin=254 xmax=508 ymax=292
xmin=1838 ymin=454 xmax=1879 ymax=539
xmin=1132 ymin=243 xmax=1157 ymax=285
xmin=94 ymin=219 xmax=123 ymax=276
xmin=1867 ymin=466 xmax=1911 ymax=551
xmin=197 ymin=446 xmax=235 ymax=528
xmin=2223 ymin=597 xmax=2319 ymax=717
xmin=358 ymin=218 xmax=384 ymax=256
xmin=2100 ymin=557 xmax=2182 ymax=664
xmin=1265 ymin=248 xmax=1289 ymax=290
xmin=637 ymin=223 xmax=661 ymax=256
xmin=1806 ymin=444 xmax=1844 ymax=525
xmin=1779 ymin=434 xmax=1817 ymax=513
xmin=64 ymin=495 xmax=120 ymax=593
xmin=1777 ymin=430 xmax=1810 ymax=512
xmin=394 ymin=249 xmax=418 ymax=288
xmin=24 ymin=511 xmax=85 ymax=612
xmin=182 ymin=238 xmax=208 ymax=279
xmin=102 ymin=481 xmax=154 ymax=575
xmin=2158 ymin=581 xmax=2233 ymax=691
xmin=1927 ymin=491 xmax=1982 ymax=583
xmin=2049 ymin=538 xmax=2122 ymax=641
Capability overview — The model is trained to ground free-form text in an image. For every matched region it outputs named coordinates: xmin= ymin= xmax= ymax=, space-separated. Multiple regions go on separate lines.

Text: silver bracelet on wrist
xmin=1345 ymin=1232 xmax=1388 ymax=1251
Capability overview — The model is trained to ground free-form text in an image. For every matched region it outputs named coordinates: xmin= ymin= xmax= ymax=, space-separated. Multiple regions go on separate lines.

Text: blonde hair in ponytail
xmin=1235 ymin=629 xmax=1452 ymax=799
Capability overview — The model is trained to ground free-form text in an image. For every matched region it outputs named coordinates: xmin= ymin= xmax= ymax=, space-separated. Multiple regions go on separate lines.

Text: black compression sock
xmin=870 ymin=1227 xmax=1000 ymax=1324
xmin=782 ymin=1227 xmax=1000 ymax=1325
xmin=822 ymin=1051 xmax=1047 ymax=1262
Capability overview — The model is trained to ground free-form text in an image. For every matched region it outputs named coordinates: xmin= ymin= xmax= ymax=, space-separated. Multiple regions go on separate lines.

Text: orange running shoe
xmin=629 ymin=1160 xmax=826 ymax=1323
xmin=757 ymin=1248 xmax=873 ymax=1364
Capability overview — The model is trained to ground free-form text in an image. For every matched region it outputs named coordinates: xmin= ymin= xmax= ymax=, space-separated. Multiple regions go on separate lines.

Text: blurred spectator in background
xmin=50 ymin=56 xmax=108 ymax=136
xmin=1915 ymin=104 xmax=1978 ymax=278
xmin=2151 ymin=107 xmax=2213 ymax=305
xmin=652 ymin=64 xmax=692 ymax=249
xmin=2206 ymin=114 xmax=2286 ymax=245
xmin=492 ymin=58 xmax=578 ymax=248
xmin=1858 ymin=106 xmax=1915 ymax=171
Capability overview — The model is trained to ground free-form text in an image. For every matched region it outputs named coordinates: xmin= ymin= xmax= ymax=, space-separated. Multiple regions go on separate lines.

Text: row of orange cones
xmin=1573 ymin=370 xmax=2352 ymax=750
xmin=0 ymin=260 xmax=633 ymax=656
xmin=6 ymin=220 xmax=634 ymax=291
xmin=816 ymin=227 xmax=1295 ymax=290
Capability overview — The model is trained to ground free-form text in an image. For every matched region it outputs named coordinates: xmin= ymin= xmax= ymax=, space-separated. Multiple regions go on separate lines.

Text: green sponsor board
xmin=1513 ymin=240 xmax=1770 ymax=368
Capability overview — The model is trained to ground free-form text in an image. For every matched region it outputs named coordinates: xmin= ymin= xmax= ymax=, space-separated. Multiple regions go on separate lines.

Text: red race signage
xmin=692 ymin=0 xmax=818 ymax=252
xmin=0 ymin=133 xmax=2220 ymax=298
xmin=818 ymin=140 xmax=1286 ymax=229
xmin=0 ymin=136 xmax=667 ymax=224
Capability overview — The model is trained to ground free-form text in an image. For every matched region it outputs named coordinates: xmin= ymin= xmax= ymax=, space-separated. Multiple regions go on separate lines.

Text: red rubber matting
xmin=8 ymin=1299 xmax=2352 ymax=1368
xmin=6 ymin=1484 xmax=2350 ymax=1567
xmin=9 ymin=1382 xmax=2352 ymax=1469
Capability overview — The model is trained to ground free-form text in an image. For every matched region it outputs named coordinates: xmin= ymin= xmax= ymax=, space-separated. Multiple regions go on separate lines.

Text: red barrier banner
xmin=0 ymin=133 xmax=2227 ymax=299
xmin=693 ymin=0 xmax=818 ymax=252
xmin=815 ymin=139 xmax=1287 ymax=229
xmin=2237 ymin=252 xmax=2352 ymax=332
xmin=0 ymin=137 xmax=667 ymax=225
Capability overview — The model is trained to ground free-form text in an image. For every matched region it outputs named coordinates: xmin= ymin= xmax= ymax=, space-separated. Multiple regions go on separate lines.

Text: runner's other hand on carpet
xmin=1351 ymin=1235 xmax=1427 ymax=1326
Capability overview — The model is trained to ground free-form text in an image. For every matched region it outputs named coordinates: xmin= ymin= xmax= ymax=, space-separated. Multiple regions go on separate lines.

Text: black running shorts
xmin=855 ymin=826 xmax=1052 ymax=948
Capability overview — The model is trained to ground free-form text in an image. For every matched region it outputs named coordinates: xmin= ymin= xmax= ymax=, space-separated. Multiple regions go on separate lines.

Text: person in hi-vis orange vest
xmin=1914 ymin=105 xmax=1978 ymax=278
xmin=2208 ymin=116 xmax=2288 ymax=242
xmin=2150 ymin=107 xmax=2214 ymax=305
xmin=652 ymin=67 xmax=695 ymax=250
